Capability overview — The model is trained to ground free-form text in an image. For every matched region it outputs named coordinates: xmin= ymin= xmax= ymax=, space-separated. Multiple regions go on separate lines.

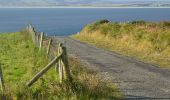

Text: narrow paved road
xmin=52 ymin=36 xmax=170 ymax=99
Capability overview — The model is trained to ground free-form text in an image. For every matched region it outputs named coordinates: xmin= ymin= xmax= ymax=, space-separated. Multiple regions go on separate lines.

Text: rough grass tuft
xmin=72 ymin=20 xmax=170 ymax=68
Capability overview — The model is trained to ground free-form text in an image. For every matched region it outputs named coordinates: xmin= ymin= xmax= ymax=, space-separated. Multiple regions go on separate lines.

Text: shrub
xmin=94 ymin=19 xmax=110 ymax=26
xmin=130 ymin=20 xmax=146 ymax=25
xmin=82 ymin=20 xmax=110 ymax=34
xmin=159 ymin=21 xmax=170 ymax=27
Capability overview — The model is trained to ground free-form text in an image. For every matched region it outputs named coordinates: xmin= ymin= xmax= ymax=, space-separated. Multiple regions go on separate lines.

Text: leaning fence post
xmin=39 ymin=32 xmax=44 ymax=51
xmin=26 ymin=52 xmax=63 ymax=87
xmin=0 ymin=64 xmax=5 ymax=93
xmin=47 ymin=39 xmax=52 ymax=55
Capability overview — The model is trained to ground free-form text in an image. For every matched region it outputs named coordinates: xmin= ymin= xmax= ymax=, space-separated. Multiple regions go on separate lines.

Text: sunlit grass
xmin=72 ymin=20 xmax=170 ymax=68
xmin=0 ymin=32 xmax=122 ymax=99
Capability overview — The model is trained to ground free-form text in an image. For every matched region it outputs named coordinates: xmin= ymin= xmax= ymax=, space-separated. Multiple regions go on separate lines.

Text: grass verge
xmin=0 ymin=31 xmax=122 ymax=99
xmin=72 ymin=20 xmax=170 ymax=68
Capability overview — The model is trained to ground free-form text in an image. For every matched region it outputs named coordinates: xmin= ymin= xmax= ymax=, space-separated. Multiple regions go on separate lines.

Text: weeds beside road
xmin=73 ymin=20 xmax=170 ymax=68
xmin=0 ymin=31 xmax=122 ymax=99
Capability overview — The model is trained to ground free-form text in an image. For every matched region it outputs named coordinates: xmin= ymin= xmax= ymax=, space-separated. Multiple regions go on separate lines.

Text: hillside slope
xmin=73 ymin=20 xmax=170 ymax=68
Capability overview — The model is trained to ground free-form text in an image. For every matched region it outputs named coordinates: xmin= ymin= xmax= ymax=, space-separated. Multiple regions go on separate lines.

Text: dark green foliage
xmin=159 ymin=21 xmax=170 ymax=27
xmin=130 ymin=20 xmax=146 ymax=25
xmin=94 ymin=19 xmax=110 ymax=26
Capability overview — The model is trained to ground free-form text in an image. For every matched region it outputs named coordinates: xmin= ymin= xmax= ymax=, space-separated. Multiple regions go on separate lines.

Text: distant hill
xmin=0 ymin=0 xmax=170 ymax=7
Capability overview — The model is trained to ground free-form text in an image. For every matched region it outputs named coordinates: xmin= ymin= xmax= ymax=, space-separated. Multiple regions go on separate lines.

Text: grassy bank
xmin=0 ymin=31 xmax=122 ymax=99
xmin=73 ymin=20 xmax=170 ymax=68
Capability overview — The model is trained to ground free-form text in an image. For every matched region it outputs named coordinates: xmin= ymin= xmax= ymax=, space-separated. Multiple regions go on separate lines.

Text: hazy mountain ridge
xmin=0 ymin=0 xmax=170 ymax=7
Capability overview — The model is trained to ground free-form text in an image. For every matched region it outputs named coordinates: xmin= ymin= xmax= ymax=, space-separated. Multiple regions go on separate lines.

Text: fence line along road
xmin=26 ymin=25 xmax=71 ymax=87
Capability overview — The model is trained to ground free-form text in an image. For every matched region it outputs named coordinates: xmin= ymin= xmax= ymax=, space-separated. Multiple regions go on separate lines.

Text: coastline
xmin=0 ymin=6 xmax=170 ymax=9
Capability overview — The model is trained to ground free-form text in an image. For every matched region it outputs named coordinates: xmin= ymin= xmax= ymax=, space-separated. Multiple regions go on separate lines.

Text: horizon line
xmin=0 ymin=6 xmax=170 ymax=8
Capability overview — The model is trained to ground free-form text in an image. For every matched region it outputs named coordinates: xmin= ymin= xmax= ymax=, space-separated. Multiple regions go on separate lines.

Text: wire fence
xmin=26 ymin=24 xmax=71 ymax=87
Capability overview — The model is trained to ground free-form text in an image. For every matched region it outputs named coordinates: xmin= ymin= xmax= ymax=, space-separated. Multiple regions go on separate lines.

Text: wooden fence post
xmin=61 ymin=46 xmax=71 ymax=81
xmin=39 ymin=32 xmax=44 ymax=51
xmin=0 ymin=64 xmax=5 ymax=93
xmin=56 ymin=43 xmax=71 ymax=82
xmin=28 ymin=24 xmax=36 ymax=44
xmin=36 ymin=34 xmax=39 ymax=47
xmin=25 ymin=26 xmax=71 ymax=85
xmin=57 ymin=43 xmax=63 ymax=83
xmin=47 ymin=39 xmax=52 ymax=55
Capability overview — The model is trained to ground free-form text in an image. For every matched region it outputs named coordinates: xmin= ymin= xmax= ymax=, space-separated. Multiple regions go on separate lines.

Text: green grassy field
xmin=0 ymin=31 xmax=122 ymax=99
xmin=73 ymin=20 xmax=170 ymax=68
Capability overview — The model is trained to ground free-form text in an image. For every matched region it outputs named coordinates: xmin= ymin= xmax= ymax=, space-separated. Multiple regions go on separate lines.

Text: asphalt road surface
xmin=52 ymin=36 xmax=170 ymax=99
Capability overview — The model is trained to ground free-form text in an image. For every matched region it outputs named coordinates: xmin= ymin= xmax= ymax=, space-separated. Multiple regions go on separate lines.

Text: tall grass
xmin=73 ymin=20 xmax=170 ymax=68
xmin=0 ymin=31 xmax=122 ymax=99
